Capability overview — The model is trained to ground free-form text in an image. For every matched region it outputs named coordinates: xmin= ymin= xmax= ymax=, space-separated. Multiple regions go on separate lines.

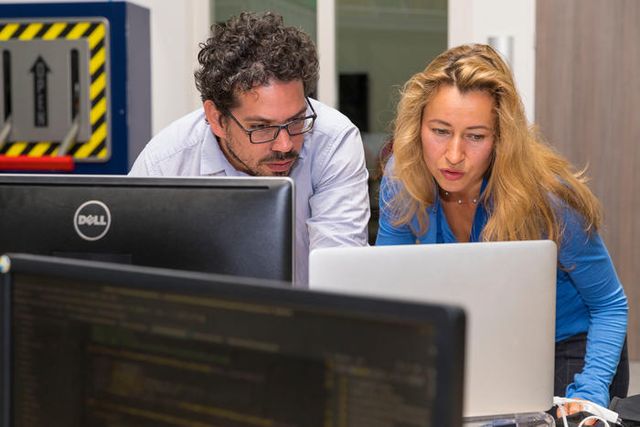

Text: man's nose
xmin=271 ymin=129 xmax=294 ymax=152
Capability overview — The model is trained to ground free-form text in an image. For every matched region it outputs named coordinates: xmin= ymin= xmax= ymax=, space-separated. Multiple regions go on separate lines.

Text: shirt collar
xmin=199 ymin=129 xmax=247 ymax=177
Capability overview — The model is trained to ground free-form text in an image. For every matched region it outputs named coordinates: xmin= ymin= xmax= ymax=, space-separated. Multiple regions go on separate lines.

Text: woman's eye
xmin=467 ymin=134 xmax=485 ymax=142
xmin=432 ymin=128 xmax=450 ymax=136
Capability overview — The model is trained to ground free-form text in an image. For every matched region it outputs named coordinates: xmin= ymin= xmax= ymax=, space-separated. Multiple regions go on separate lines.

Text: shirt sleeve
xmin=128 ymin=149 xmax=155 ymax=176
xmin=559 ymin=208 xmax=628 ymax=407
xmin=307 ymin=124 xmax=370 ymax=250
xmin=375 ymin=161 xmax=417 ymax=245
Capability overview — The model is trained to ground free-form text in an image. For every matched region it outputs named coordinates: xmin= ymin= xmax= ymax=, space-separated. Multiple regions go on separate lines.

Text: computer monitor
xmin=0 ymin=253 xmax=465 ymax=427
xmin=0 ymin=174 xmax=293 ymax=281
xmin=309 ymin=241 xmax=557 ymax=418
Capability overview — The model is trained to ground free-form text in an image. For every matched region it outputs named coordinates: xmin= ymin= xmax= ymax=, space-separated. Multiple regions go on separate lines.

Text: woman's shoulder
xmin=382 ymin=153 xmax=396 ymax=173
xmin=551 ymin=198 xmax=605 ymax=261
xmin=546 ymin=193 xmax=589 ymax=231
xmin=379 ymin=156 xmax=403 ymax=198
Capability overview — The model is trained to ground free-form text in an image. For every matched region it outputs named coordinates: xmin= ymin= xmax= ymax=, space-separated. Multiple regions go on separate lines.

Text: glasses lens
xmin=247 ymin=115 xmax=315 ymax=144
xmin=251 ymin=127 xmax=279 ymax=144
xmin=287 ymin=117 xmax=314 ymax=135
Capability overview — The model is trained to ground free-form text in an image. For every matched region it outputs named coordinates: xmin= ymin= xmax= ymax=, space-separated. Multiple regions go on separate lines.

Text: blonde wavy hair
xmin=388 ymin=43 xmax=601 ymax=244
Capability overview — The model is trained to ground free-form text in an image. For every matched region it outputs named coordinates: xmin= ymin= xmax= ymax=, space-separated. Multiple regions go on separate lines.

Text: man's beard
xmin=258 ymin=151 xmax=300 ymax=176
xmin=222 ymin=136 xmax=299 ymax=177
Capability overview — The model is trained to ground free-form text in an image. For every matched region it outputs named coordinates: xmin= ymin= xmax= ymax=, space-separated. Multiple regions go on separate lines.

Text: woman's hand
xmin=556 ymin=398 xmax=597 ymax=426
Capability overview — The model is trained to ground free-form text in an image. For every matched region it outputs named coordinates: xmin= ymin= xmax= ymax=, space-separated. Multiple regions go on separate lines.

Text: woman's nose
xmin=445 ymin=135 xmax=464 ymax=165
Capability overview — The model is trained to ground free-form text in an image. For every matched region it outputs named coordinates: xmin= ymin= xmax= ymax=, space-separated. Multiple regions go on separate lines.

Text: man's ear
xmin=203 ymin=100 xmax=226 ymax=138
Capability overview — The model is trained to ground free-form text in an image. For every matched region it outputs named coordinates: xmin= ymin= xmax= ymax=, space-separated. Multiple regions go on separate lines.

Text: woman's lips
xmin=440 ymin=169 xmax=464 ymax=181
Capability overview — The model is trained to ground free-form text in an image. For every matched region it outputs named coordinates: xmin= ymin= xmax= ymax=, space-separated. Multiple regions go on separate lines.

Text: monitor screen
xmin=0 ymin=253 xmax=465 ymax=427
xmin=0 ymin=174 xmax=293 ymax=281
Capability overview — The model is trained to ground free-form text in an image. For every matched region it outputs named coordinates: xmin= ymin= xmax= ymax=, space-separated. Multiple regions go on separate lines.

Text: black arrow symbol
xmin=30 ymin=56 xmax=50 ymax=127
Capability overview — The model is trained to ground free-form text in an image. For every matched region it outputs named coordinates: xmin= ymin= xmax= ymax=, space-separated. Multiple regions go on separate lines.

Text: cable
xmin=578 ymin=415 xmax=609 ymax=426
xmin=557 ymin=403 xmax=569 ymax=427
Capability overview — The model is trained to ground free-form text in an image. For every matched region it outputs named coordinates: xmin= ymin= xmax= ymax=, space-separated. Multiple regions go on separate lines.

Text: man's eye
xmin=288 ymin=119 xmax=305 ymax=129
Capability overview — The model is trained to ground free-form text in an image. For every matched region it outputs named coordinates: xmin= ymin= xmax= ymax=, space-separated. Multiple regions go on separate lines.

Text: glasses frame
xmin=224 ymin=97 xmax=317 ymax=144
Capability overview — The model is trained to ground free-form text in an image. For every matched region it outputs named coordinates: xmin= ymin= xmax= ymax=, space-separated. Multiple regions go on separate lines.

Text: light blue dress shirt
xmin=129 ymin=98 xmax=371 ymax=285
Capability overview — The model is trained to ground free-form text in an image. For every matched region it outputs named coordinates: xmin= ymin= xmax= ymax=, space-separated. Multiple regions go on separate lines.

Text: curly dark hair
xmin=194 ymin=11 xmax=319 ymax=112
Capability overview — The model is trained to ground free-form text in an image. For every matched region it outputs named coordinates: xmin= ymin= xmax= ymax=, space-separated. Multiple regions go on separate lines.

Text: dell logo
xmin=77 ymin=214 xmax=108 ymax=226
xmin=74 ymin=200 xmax=111 ymax=241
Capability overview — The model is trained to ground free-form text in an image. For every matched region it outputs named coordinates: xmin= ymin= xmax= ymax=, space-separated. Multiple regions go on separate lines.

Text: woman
xmin=377 ymin=44 xmax=628 ymax=417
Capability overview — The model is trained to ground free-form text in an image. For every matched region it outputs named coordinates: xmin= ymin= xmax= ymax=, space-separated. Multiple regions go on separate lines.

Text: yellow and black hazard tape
xmin=0 ymin=20 xmax=109 ymax=161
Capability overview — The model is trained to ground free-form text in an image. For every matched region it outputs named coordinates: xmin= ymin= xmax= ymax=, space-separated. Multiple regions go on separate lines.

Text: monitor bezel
xmin=0 ymin=253 xmax=465 ymax=427
xmin=0 ymin=174 xmax=296 ymax=282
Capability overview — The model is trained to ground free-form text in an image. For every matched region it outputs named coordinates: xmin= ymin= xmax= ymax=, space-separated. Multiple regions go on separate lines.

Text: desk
xmin=463 ymin=412 xmax=555 ymax=426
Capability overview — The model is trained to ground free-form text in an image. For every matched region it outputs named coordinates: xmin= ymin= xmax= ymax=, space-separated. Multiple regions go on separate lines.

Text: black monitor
xmin=0 ymin=174 xmax=293 ymax=281
xmin=0 ymin=253 xmax=465 ymax=427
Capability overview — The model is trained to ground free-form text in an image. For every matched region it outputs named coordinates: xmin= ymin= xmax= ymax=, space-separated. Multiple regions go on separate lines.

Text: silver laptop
xmin=309 ymin=240 xmax=557 ymax=418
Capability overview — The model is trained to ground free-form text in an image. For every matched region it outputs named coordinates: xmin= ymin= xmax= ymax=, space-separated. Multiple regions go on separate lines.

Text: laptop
xmin=309 ymin=240 xmax=557 ymax=418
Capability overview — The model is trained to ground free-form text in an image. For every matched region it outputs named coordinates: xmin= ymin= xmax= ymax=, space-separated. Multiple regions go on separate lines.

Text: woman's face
xmin=421 ymin=85 xmax=496 ymax=199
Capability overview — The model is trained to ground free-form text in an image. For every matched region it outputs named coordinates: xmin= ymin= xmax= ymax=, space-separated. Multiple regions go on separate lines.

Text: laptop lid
xmin=309 ymin=240 xmax=557 ymax=418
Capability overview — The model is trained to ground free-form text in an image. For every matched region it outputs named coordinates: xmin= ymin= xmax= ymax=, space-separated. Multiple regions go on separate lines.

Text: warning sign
xmin=0 ymin=19 xmax=110 ymax=162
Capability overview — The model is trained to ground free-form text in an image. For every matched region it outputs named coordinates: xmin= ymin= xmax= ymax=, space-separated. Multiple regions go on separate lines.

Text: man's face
xmin=205 ymin=80 xmax=308 ymax=176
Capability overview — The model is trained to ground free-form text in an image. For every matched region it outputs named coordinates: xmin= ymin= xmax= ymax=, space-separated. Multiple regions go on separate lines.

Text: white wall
xmin=131 ymin=0 xmax=210 ymax=133
xmin=316 ymin=0 xmax=336 ymax=108
xmin=0 ymin=0 xmax=210 ymax=135
xmin=448 ymin=0 xmax=536 ymax=123
xmin=3 ymin=0 xmax=536 ymax=130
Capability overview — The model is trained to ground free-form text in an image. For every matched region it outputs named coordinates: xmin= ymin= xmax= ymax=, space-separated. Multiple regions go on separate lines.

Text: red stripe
xmin=0 ymin=155 xmax=74 ymax=172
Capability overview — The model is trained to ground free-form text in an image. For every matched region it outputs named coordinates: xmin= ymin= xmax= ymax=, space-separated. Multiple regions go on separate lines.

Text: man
xmin=129 ymin=11 xmax=370 ymax=285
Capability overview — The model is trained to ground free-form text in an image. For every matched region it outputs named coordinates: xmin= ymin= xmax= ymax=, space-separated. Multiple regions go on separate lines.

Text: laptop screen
xmin=1 ymin=253 xmax=465 ymax=427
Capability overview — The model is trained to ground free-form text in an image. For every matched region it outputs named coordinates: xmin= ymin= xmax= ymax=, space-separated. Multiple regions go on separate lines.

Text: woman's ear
xmin=203 ymin=100 xmax=226 ymax=138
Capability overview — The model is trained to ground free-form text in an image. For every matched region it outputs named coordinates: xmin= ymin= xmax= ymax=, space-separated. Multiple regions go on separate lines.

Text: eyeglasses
xmin=225 ymin=97 xmax=317 ymax=144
